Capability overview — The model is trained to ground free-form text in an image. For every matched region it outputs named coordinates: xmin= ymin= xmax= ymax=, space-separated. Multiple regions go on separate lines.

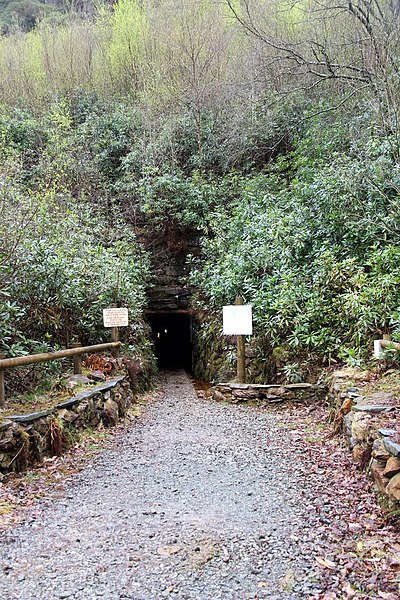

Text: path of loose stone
xmin=0 ymin=371 xmax=327 ymax=600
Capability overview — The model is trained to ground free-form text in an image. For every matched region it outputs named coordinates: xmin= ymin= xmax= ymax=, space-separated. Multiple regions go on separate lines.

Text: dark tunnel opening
xmin=147 ymin=312 xmax=193 ymax=371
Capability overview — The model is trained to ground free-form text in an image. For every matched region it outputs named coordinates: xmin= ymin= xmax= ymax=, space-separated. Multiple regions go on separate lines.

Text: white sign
xmin=223 ymin=305 xmax=253 ymax=336
xmin=103 ymin=308 xmax=129 ymax=328
xmin=374 ymin=339 xmax=383 ymax=358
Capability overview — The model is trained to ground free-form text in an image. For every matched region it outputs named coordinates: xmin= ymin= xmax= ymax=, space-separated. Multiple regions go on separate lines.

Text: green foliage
xmin=190 ymin=113 xmax=400 ymax=378
xmin=133 ymin=170 xmax=218 ymax=233
xmin=1 ymin=197 xmax=149 ymax=354
xmin=0 ymin=0 xmax=59 ymax=33
xmin=107 ymin=0 xmax=146 ymax=94
xmin=1 ymin=1 xmax=400 ymax=386
xmin=0 ymin=103 xmax=151 ymax=389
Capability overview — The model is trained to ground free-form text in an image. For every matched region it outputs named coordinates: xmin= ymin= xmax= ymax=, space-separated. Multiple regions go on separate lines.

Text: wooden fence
xmin=0 ymin=341 xmax=122 ymax=407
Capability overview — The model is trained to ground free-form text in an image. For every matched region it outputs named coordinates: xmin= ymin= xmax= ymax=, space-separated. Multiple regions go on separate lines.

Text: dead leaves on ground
xmin=311 ymin=590 xmax=398 ymax=600
xmin=279 ymin=403 xmax=400 ymax=599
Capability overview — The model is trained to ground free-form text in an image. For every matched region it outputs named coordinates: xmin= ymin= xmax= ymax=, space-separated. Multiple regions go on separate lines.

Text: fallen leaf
xmin=342 ymin=581 xmax=356 ymax=597
xmin=280 ymin=569 xmax=296 ymax=591
xmin=387 ymin=555 xmax=400 ymax=570
xmin=316 ymin=556 xmax=336 ymax=570
xmin=157 ymin=544 xmax=181 ymax=556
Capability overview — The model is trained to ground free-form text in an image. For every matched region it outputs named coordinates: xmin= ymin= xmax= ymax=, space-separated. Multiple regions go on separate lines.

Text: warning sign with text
xmin=103 ymin=308 xmax=129 ymax=328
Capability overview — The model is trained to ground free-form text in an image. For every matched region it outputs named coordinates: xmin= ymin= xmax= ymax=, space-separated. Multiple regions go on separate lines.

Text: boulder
xmin=66 ymin=375 xmax=92 ymax=387
xmin=367 ymin=391 xmax=397 ymax=405
xmin=232 ymin=389 xmax=259 ymax=399
xmin=0 ymin=435 xmax=16 ymax=450
xmin=386 ymin=472 xmax=400 ymax=501
xmin=0 ymin=420 xmax=13 ymax=432
xmin=352 ymin=404 xmax=395 ymax=414
xmin=383 ymin=457 xmax=400 ymax=478
xmin=60 ymin=410 xmax=79 ymax=424
xmin=0 ymin=452 xmax=11 ymax=469
xmin=285 ymin=383 xmax=313 ymax=389
xmin=383 ymin=439 xmax=400 ymax=458
xmin=261 ymin=386 xmax=291 ymax=397
xmin=340 ymin=398 xmax=354 ymax=414
xmin=370 ymin=459 xmax=390 ymax=494
xmin=213 ymin=389 xmax=227 ymax=403
xmin=351 ymin=412 xmax=372 ymax=443
xmin=102 ymin=398 xmax=119 ymax=426
xmin=378 ymin=428 xmax=397 ymax=438
xmin=372 ymin=438 xmax=390 ymax=461
xmin=343 ymin=414 xmax=354 ymax=445
xmin=88 ymin=370 xmax=106 ymax=382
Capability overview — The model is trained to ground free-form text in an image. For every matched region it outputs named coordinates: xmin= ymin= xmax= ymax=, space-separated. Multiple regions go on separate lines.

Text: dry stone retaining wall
xmin=328 ymin=369 xmax=400 ymax=506
xmin=212 ymin=382 xmax=321 ymax=404
xmin=0 ymin=376 xmax=134 ymax=474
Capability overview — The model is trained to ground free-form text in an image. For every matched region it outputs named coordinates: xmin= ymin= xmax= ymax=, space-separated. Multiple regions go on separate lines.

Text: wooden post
xmin=236 ymin=296 xmax=246 ymax=383
xmin=72 ymin=341 xmax=83 ymax=375
xmin=0 ymin=354 xmax=5 ymax=407
xmin=111 ymin=327 xmax=119 ymax=358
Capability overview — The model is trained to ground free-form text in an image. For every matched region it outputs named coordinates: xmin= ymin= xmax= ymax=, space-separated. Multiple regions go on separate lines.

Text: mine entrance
xmin=147 ymin=312 xmax=192 ymax=371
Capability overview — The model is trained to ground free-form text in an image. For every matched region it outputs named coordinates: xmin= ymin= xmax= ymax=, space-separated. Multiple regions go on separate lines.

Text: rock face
xmin=143 ymin=230 xmax=199 ymax=313
xmin=212 ymin=382 xmax=321 ymax=404
xmin=0 ymin=376 xmax=134 ymax=474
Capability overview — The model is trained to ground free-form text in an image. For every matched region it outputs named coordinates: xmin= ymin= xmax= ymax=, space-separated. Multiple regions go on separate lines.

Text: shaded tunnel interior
xmin=147 ymin=312 xmax=192 ymax=370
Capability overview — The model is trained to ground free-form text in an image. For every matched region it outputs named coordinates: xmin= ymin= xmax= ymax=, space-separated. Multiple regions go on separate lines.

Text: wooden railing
xmin=0 ymin=341 xmax=122 ymax=407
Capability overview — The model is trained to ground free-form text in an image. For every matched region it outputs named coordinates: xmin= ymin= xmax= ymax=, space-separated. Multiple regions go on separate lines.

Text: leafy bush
xmin=190 ymin=120 xmax=400 ymax=379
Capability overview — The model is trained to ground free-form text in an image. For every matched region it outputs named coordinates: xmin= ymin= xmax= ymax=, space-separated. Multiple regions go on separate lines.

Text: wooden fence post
xmin=236 ymin=296 xmax=246 ymax=384
xmin=72 ymin=341 xmax=83 ymax=375
xmin=0 ymin=354 xmax=5 ymax=407
xmin=111 ymin=327 xmax=119 ymax=358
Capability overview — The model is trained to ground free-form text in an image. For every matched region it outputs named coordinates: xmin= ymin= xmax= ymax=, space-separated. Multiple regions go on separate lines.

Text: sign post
xmin=0 ymin=354 xmax=4 ymax=407
xmin=222 ymin=297 xmax=253 ymax=384
xmin=103 ymin=307 xmax=129 ymax=358
xmin=236 ymin=297 xmax=246 ymax=383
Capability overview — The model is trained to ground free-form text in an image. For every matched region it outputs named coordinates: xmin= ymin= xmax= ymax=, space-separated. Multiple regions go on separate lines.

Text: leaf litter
xmin=271 ymin=401 xmax=400 ymax=599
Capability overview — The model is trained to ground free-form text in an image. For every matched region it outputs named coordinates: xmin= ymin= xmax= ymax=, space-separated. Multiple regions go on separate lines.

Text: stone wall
xmin=328 ymin=369 xmax=400 ymax=506
xmin=0 ymin=376 xmax=134 ymax=474
xmin=212 ymin=382 xmax=321 ymax=404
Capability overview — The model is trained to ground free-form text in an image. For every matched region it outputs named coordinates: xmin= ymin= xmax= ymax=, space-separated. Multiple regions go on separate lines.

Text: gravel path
xmin=0 ymin=371 xmax=333 ymax=599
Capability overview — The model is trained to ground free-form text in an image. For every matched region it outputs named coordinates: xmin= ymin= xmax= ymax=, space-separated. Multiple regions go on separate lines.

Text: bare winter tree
xmin=144 ymin=0 xmax=232 ymax=159
xmin=225 ymin=1 xmax=400 ymax=138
